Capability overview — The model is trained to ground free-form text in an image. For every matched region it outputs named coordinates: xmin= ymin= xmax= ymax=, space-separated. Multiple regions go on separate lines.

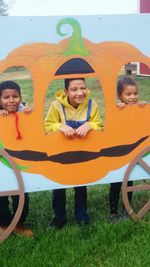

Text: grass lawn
xmin=0 ymin=68 xmax=150 ymax=266
xmin=1 ymin=187 xmax=150 ymax=267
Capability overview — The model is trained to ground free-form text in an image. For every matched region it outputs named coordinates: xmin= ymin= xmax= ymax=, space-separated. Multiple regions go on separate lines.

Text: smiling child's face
xmin=0 ymin=88 xmax=21 ymax=112
xmin=65 ymin=79 xmax=88 ymax=108
xmin=119 ymin=85 xmax=139 ymax=105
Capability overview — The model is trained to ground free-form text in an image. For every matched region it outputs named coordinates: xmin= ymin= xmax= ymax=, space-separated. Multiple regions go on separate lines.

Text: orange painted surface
xmin=0 ymin=39 xmax=150 ymax=185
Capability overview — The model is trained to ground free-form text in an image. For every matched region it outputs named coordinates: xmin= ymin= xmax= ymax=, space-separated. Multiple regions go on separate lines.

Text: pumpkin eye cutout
xmin=116 ymin=62 xmax=150 ymax=105
xmin=55 ymin=58 xmax=95 ymax=75
xmin=0 ymin=66 xmax=34 ymax=112
xmin=44 ymin=77 xmax=105 ymax=134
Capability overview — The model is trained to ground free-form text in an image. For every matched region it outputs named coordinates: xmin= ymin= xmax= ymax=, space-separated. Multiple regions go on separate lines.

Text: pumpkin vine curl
xmin=56 ymin=18 xmax=90 ymax=56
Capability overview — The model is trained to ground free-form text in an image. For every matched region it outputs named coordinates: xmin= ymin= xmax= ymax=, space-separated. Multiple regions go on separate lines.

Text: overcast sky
xmin=9 ymin=0 xmax=139 ymax=16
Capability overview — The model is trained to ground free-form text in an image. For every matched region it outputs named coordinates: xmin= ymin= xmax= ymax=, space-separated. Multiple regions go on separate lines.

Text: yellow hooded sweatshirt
xmin=44 ymin=90 xmax=103 ymax=133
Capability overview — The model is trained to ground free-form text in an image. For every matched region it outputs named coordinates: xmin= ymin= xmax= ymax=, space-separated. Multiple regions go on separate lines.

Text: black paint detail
xmin=55 ymin=58 xmax=95 ymax=75
xmin=5 ymin=136 xmax=149 ymax=164
xmin=100 ymin=136 xmax=148 ymax=157
xmin=5 ymin=150 xmax=48 ymax=161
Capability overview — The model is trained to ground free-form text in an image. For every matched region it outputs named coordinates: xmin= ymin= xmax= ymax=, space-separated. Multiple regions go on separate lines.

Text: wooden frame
xmin=0 ymin=148 xmax=24 ymax=242
xmin=122 ymin=146 xmax=150 ymax=220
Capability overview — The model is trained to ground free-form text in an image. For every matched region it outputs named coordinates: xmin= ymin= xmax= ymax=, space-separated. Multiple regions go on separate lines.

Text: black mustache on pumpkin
xmin=5 ymin=136 xmax=149 ymax=164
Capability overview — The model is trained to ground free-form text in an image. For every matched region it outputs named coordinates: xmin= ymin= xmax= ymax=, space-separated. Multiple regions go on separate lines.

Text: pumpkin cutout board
xmin=0 ymin=15 xmax=150 ymax=194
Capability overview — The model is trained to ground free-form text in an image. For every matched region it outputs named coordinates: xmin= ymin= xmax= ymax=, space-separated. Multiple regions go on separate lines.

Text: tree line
xmin=0 ymin=0 xmax=9 ymax=15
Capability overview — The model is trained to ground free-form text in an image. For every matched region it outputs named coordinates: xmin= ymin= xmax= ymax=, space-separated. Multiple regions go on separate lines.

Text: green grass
xmin=135 ymin=76 xmax=150 ymax=101
xmin=0 ymin=69 xmax=150 ymax=266
xmin=1 ymin=186 xmax=150 ymax=267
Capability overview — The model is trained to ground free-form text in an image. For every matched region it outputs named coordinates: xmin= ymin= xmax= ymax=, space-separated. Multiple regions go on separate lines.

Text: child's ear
xmin=64 ymin=89 xmax=68 ymax=96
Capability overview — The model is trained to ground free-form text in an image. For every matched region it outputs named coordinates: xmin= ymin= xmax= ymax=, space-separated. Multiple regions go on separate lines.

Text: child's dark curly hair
xmin=117 ymin=77 xmax=137 ymax=97
xmin=0 ymin=80 xmax=21 ymax=97
xmin=64 ymin=78 xmax=85 ymax=90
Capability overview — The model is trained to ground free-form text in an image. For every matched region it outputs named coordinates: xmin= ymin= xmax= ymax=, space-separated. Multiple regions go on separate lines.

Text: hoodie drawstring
xmin=13 ymin=112 xmax=22 ymax=140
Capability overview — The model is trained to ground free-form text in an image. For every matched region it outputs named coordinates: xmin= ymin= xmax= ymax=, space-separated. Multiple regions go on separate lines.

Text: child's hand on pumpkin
xmin=75 ymin=122 xmax=91 ymax=138
xmin=60 ymin=124 xmax=75 ymax=137
xmin=138 ymin=101 xmax=147 ymax=107
xmin=23 ymin=106 xmax=33 ymax=114
xmin=0 ymin=110 xmax=9 ymax=116
xmin=116 ymin=102 xmax=126 ymax=109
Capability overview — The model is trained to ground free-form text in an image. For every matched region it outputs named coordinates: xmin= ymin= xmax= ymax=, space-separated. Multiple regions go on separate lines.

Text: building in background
xmin=119 ymin=0 xmax=150 ymax=77
xmin=138 ymin=0 xmax=150 ymax=76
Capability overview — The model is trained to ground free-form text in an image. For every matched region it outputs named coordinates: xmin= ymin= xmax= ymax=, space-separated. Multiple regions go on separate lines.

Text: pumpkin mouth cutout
xmin=5 ymin=136 xmax=148 ymax=164
xmin=55 ymin=58 xmax=95 ymax=75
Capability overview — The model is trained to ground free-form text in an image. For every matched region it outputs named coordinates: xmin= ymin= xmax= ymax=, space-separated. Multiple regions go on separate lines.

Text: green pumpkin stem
xmin=56 ymin=18 xmax=90 ymax=57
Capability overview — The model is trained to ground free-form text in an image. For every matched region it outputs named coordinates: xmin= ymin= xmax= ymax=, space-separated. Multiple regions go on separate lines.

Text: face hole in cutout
xmin=0 ymin=66 xmax=33 ymax=112
xmin=117 ymin=62 xmax=150 ymax=105
xmin=44 ymin=77 xmax=105 ymax=134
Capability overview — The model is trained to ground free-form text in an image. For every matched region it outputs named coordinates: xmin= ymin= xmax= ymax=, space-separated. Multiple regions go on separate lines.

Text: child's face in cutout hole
xmin=0 ymin=89 xmax=21 ymax=113
xmin=119 ymin=85 xmax=138 ymax=105
xmin=65 ymin=79 xmax=88 ymax=108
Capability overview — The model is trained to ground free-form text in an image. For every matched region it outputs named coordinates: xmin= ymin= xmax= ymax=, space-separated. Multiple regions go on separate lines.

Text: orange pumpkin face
xmin=0 ymin=18 xmax=150 ymax=186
